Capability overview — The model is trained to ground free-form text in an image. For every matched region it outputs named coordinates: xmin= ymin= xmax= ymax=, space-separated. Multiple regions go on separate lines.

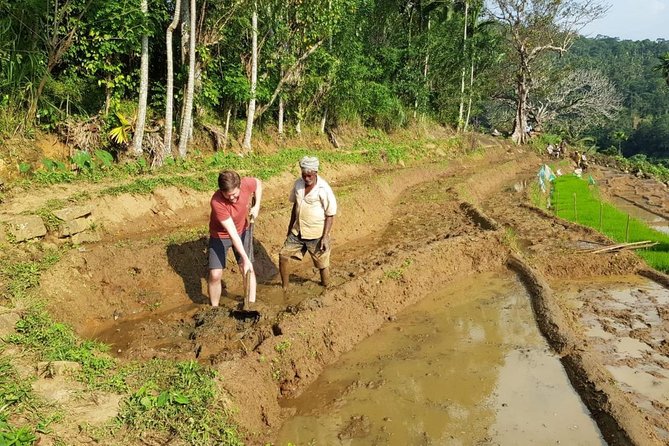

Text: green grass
xmin=20 ymin=135 xmax=430 ymax=201
xmin=6 ymin=307 xmax=117 ymax=388
xmin=116 ymin=360 xmax=243 ymax=446
xmin=552 ymin=175 xmax=669 ymax=272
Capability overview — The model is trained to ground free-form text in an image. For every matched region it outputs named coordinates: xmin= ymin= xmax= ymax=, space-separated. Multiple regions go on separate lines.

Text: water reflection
xmin=276 ymin=272 xmax=604 ymax=445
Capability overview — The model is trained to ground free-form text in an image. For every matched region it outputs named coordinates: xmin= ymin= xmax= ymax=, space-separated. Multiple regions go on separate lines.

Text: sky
xmin=580 ymin=0 xmax=669 ymax=41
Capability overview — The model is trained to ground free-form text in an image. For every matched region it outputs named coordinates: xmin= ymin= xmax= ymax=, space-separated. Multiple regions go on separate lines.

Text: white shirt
xmin=289 ymin=176 xmax=337 ymax=239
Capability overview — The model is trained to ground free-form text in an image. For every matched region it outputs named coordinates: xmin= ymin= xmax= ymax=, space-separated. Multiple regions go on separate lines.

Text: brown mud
xmin=3 ymin=137 xmax=669 ymax=444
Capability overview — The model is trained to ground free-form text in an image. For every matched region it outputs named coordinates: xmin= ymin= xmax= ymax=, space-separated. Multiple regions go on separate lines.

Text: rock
xmin=6 ymin=215 xmax=47 ymax=242
xmin=58 ymin=217 xmax=92 ymax=236
xmin=37 ymin=360 xmax=82 ymax=377
xmin=53 ymin=205 xmax=92 ymax=221
xmin=71 ymin=231 xmax=101 ymax=244
xmin=0 ymin=310 xmax=20 ymax=338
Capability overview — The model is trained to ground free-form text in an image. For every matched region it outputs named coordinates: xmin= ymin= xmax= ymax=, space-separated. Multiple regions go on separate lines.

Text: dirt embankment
xmin=4 ymin=137 xmax=669 ymax=445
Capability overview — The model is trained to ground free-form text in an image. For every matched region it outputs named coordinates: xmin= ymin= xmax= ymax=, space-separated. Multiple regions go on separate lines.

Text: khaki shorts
xmin=279 ymin=233 xmax=330 ymax=269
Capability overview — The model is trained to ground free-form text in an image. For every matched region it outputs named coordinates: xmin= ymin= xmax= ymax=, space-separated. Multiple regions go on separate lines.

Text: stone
xmin=37 ymin=360 xmax=82 ymax=377
xmin=6 ymin=215 xmax=47 ymax=242
xmin=0 ymin=310 xmax=20 ymax=338
xmin=58 ymin=217 xmax=91 ymax=236
xmin=53 ymin=205 xmax=92 ymax=222
xmin=71 ymin=231 xmax=101 ymax=244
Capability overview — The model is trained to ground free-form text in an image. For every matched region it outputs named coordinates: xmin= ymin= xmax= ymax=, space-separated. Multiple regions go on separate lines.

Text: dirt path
xmin=4 ymin=139 xmax=669 ymax=444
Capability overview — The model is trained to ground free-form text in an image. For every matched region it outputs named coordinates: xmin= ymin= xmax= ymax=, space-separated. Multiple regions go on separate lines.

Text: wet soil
xmin=276 ymin=272 xmax=605 ymax=445
xmin=4 ymin=138 xmax=668 ymax=445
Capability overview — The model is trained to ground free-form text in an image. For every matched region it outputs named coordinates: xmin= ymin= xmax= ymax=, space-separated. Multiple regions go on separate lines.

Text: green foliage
xmin=34 ymin=199 xmax=66 ymax=232
xmin=553 ymin=175 xmax=669 ymax=272
xmin=18 ymin=162 xmax=31 ymax=174
xmin=0 ymin=415 xmax=37 ymax=446
xmin=566 ymin=37 xmax=669 ymax=156
xmin=118 ymin=360 xmax=243 ymax=446
xmin=274 ymin=340 xmax=292 ymax=354
xmin=70 ymin=150 xmax=94 ymax=171
xmin=1 ymin=250 xmax=60 ymax=298
xmin=32 ymin=159 xmax=75 ymax=185
xmin=6 ymin=307 xmax=116 ymax=385
xmin=108 ymin=112 xmax=133 ymax=146
xmin=384 ymin=258 xmax=413 ymax=280
xmin=529 ymin=133 xmax=562 ymax=154
xmin=0 ymin=358 xmax=35 ymax=415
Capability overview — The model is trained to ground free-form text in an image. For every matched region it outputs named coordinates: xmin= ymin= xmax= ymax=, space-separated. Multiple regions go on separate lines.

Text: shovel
xmin=232 ymin=213 xmax=259 ymax=320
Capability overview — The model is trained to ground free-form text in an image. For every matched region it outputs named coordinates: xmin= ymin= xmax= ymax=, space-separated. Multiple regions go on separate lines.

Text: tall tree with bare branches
xmin=488 ymin=0 xmax=609 ymax=144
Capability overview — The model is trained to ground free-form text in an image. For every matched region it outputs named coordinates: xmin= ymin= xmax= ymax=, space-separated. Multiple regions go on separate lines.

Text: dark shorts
xmin=279 ymin=232 xmax=330 ymax=269
xmin=208 ymin=230 xmax=253 ymax=269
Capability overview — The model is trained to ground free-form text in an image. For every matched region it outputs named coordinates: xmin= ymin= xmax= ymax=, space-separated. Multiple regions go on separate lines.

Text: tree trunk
xmin=104 ymin=74 xmax=112 ymax=116
xmin=241 ymin=0 xmax=258 ymax=153
xmin=159 ymin=0 xmax=181 ymax=166
xmin=463 ymin=58 xmax=475 ymax=132
xmin=278 ymin=96 xmax=284 ymax=136
xmin=320 ymin=108 xmax=327 ymax=134
xmin=511 ymin=72 xmax=530 ymax=144
xmin=178 ymin=0 xmax=190 ymax=130
xmin=178 ymin=0 xmax=196 ymax=158
xmin=295 ymin=104 xmax=302 ymax=135
xmin=223 ymin=105 xmax=231 ymax=149
xmin=457 ymin=1 xmax=469 ymax=132
xmin=132 ymin=0 xmax=150 ymax=157
xmin=180 ymin=0 xmax=189 ymax=65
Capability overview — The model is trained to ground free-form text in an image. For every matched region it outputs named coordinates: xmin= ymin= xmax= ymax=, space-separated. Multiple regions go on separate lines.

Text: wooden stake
xmin=599 ymin=202 xmax=603 ymax=231
xmin=556 ymin=189 xmax=560 ymax=216
xmin=625 ymin=214 xmax=630 ymax=243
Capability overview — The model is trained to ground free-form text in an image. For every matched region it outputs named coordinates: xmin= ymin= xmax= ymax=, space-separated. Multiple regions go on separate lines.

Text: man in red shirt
xmin=208 ymin=170 xmax=262 ymax=307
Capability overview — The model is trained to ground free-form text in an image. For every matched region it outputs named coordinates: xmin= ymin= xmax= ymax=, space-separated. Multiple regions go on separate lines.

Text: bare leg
xmin=319 ymin=267 xmax=330 ymax=287
xmin=279 ymin=256 xmax=290 ymax=290
xmin=208 ymin=268 xmax=224 ymax=307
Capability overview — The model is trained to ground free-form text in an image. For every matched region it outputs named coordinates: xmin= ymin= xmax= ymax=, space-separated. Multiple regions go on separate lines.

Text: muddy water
xmin=275 ymin=272 xmax=604 ymax=445
xmin=558 ymin=276 xmax=669 ymax=440
xmin=608 ymin=195 xmax=669 ymax=235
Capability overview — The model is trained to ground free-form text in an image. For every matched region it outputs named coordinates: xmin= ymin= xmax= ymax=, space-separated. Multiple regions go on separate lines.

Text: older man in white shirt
xmin=279 ymin=156 xmax=337 ymax=289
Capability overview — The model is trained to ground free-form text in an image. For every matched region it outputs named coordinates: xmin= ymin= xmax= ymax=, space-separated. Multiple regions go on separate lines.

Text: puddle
xmin=275 ymin=272 xmax=604 ymax=445
xmin=557 ymin=276 xmax=669 ymax=441
xmin=609 ymin=195 xmax=669 ymax=234
xmin=607 ymin=365 xmax=669 ymax=408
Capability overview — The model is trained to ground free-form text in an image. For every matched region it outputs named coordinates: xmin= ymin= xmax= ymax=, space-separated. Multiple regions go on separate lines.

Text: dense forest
xmin=566 ymin=36 xmax=669 ymax=159
xmin=0 ymin=0 xmax=668 ymax=171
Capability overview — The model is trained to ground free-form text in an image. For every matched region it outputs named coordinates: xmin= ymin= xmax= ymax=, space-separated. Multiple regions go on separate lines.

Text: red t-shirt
xmin=209 ymin=177 xmax=257 ymax=239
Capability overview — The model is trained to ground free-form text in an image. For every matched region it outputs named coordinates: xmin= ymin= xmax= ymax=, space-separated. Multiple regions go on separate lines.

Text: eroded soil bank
xmin=7 ymin=138 xmax=667 ymax=444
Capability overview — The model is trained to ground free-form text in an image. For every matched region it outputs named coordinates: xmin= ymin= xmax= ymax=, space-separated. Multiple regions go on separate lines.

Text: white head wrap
xmin=299 ymin=156 xmax=319 ymax=172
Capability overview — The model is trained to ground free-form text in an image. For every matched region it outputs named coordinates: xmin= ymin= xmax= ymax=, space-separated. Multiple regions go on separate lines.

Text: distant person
xmin=208 ymin=170 xmax=262 ymax=307
xmin=546 ymin=143 xmax=555 ymax=157
xmin=279 ymin=156 xmax=337 ymax=290
xmin=580 ymin=152 xmax=589 ymax=171
xmin=553 ymin=141 xmax=564 ymax=158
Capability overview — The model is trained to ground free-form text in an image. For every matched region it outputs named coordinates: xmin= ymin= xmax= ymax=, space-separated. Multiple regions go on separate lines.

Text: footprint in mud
xmin=338 ymin=415 xmax=371 ymax=440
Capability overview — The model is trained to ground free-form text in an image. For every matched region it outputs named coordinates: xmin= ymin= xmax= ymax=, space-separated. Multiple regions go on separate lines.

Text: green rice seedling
xmin=552 ymin=175 xmax=669 ymax=272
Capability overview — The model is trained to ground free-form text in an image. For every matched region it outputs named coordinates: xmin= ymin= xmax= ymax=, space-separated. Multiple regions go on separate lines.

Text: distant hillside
xmin=566 ymin=36 xmax=669 ymax=159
